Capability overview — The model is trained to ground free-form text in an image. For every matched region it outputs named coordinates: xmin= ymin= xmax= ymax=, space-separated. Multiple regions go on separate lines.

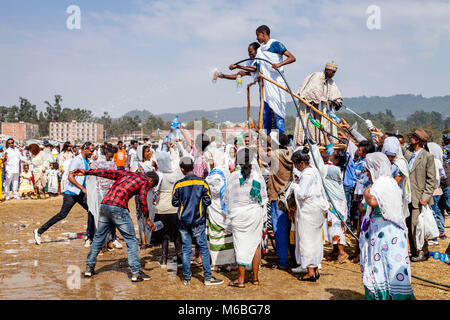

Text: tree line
xmin=1 ymin=95 xmax=449 ymax=142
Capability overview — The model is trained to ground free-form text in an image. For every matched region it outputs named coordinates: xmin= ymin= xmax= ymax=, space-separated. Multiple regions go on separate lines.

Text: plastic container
xmin=308 ymin=116 xmax=322 ymax=129
xmin=212 ymin=71 xmax=219 ymax=84
xmin=236 ymin=74 xmax=243 ymax=94
xmin=145 ymin=221 xmax=164 ymax=234
xmin=328 ymin=110 xmax=342 ymax=124
xmin=365 ymin=120 xmax=374 ymax=130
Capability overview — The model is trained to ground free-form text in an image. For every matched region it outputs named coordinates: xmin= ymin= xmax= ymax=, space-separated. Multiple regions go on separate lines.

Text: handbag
xmin=277 ymin=176 xmax=296 ymax=212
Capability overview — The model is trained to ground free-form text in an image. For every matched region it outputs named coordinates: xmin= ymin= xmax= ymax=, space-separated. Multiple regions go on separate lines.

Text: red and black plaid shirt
xmin=85 ymin=169 xmax=152 ymax=218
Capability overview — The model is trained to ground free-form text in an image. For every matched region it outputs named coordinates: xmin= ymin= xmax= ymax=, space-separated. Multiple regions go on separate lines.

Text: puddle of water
xmin=4 ymin=249 xmax=19 ymax=254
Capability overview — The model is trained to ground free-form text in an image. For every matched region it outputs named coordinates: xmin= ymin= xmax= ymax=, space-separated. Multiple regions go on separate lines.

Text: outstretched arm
xmin=272 ymin=50 xmax=296 ymax=70
xmin=229 ymin=64 xmax=258 ymax=73
xmin=218 ymin=70 xmax=251 ymax=80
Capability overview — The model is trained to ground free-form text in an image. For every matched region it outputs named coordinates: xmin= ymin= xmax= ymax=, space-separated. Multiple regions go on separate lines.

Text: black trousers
xmin=38 ymin=192 xmax=91 ymax=235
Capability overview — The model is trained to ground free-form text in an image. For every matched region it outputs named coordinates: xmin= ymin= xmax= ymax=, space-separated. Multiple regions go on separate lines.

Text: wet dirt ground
xmin=0 ymin=196 xmax=449 ymax=300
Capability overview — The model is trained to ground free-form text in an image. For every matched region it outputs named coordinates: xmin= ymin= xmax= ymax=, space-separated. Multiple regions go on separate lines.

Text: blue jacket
xmin=172 ymin=174 xmax=212 ymax=227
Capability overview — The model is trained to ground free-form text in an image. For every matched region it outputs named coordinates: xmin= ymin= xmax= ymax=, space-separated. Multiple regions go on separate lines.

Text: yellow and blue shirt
xmin=172 ymin=174 xmax=212 ymax=227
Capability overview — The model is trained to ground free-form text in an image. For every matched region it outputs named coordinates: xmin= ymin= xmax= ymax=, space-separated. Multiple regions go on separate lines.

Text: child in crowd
xmin=46 ymin=162 xmax=60 ymax=196
xmin=19 ymin=164 xmax=35 ymax=199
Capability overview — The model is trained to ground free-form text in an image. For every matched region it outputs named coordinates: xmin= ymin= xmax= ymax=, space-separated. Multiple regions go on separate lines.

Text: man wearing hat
xmin=294 ymin=62 xmax=343 ymax=145
xmin=403 ymin=129 xmax=437 ymax=262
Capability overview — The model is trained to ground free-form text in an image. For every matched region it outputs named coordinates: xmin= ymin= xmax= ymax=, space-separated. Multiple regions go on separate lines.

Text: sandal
xmin=228 ymin=280 xmax=245 ymax=288
xmin=337 ymin=252 xmax=349 ymax=264
xmin=299 ymin=275 xmax=317 ymax=282
xmin=248 ymin=279 xmax=260 ymax=285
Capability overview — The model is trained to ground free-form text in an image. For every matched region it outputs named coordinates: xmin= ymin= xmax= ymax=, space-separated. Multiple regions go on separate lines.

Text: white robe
xmin=291 ymin=166 xmax=329 ymax=268
xmin=225 ymin=168 xmax=268 ymax=266
xmin=255 ymin=38 xmax=287 ymax=119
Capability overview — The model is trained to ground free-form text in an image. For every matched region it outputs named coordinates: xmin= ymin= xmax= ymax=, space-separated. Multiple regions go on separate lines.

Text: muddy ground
xmin=0 ymin=196 xmax=449 ymax=300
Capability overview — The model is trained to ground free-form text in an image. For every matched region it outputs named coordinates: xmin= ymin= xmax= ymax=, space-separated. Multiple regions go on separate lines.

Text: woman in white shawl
xmin=153 ymin=149 xmax=184 ymax=267
xmin=225 ymin=147 xmax=268 ymax=287
xmin=205 ymin=147 xmax=236 ymax=271
xmin=382 ymin=136 xmax=411 ymax=220
xmin=135 ymin=145 xmax=158 ymax=249
xmin=427 ymin=142 xmax=446 ymax=243
xmin=360 ymin=152 xmax=415 ymax=300
xmin=290 ymin=147 xmax=329 ymax=281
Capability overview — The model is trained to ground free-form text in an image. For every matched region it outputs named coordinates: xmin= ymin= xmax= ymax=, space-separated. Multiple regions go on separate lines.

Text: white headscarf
xmin=382 ymin=136 xmax=402 ymax=157
xmin=366 ymin=152 xmax=405 ymax=229
xmin=136 ymin=145 xmax=155 ymax=173
xmin=156 ymin=151 xmax=173 ymax=173
xmin=427 ymin=142 xmax=443 ymax=163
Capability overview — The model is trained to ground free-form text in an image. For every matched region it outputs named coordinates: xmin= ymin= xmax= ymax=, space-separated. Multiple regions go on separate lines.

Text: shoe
xmin=84 ymin=239 xmax=92 ymax=248
xmin=33 ymin=229 xmax=41 ymax=245
xmin=131 ymin=271 xmax=151 ymax=282
xmin=85 ymin=266 xmax=95 ymax=277
xmin=159 ymin=257 xmax=168 ymax=268
xmin=411 ymin=252 xmax=429 ymax=262
xmin=112 ymin=239 xmax=123 ymax=249
xmin=428 ymin=239 xmax=439 ymax=246
xmin=204 ymin=276 xmax=224 ymax=286
xmin=271 ymin=264 xmax=289 ymax=271
xmin=182 ymin=278 xmax=190 ymax=286
xmin=291 ymin=266 xmax=307 ymax=273
xmin=315 ymin=271 xmax=320 ymax=280
xmin=438 ymin=233 xmax=447 ymax=239
xmin=299 ymin=274 xmax=317 ymax=282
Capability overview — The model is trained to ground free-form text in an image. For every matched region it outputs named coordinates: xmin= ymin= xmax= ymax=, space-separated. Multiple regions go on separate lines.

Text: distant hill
xmin=123 ymin=94 xmax=450 ymax=123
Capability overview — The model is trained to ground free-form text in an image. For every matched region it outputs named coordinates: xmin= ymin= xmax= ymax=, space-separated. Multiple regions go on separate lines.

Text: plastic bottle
xmin=212 ymin=71 xmax=219 ymax=84
xmin=145 ymin=221 xmax=164 ymax=234
xmin=327 ymin=110 xmax=342 ymax=124
xmin=162 ymin=136 xmax=170 ymax=152
xmin=433 ymin=251 xmax=441 ymax=260
xmin=168 ymin=116 xmax=180 ymax=141
xmin=365 ymin=120 xmax=374 ymax=130
xmin=308 ymin=116 xmax=322 ymax=129
xmin=236 ymin=74 xmax=243 ymax=94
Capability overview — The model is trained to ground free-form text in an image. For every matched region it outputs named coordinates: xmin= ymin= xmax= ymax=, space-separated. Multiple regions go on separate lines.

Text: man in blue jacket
xmin=172 ymin=157 xmax=223 ymax=286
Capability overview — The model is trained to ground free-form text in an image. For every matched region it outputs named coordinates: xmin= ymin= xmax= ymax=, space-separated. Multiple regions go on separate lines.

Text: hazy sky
xmin=1 ymin=0 xmax=449 ymax=117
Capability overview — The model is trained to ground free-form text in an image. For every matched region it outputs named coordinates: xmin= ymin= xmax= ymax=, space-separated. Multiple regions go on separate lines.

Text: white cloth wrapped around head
xmin=365 ymin=152 xmax=405 ymax=229
xmin=156 ymin=151 xmax=173 ymax=173
xmin=427 ymin=142 xmax=443 ymax=163
xmin=382 ymin=136 xmax=401 ymax=157
xmin=365 ymin=152 xmax=392 ymax=181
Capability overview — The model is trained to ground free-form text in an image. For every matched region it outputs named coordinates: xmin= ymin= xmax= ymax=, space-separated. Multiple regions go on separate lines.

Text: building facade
xmin=1 ymin=122 xmax=39 ymax=141
xmin=49 ymin=121 xmax=104 ymax=143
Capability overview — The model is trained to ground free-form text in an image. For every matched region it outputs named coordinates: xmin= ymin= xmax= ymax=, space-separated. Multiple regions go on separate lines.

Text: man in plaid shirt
xmin=71 ymin=167 xmax=159 ymax=282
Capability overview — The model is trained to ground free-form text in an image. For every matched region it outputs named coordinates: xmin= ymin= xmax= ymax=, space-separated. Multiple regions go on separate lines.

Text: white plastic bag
xmin=415 ymin=205 xmax=439 ymax=250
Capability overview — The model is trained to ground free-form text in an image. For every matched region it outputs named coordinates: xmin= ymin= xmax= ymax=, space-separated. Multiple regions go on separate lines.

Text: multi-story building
xmin=49 ymin=121 xmax=104 ymax=143
xmin=1 ymin=122 xmax=39 ymax=141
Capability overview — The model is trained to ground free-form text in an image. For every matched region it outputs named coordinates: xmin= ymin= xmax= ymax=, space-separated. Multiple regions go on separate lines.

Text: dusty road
xmin=0 ymin=196 xmax=449 ymax=300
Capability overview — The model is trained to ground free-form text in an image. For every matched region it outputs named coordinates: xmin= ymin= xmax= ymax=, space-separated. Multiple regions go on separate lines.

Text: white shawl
xmin=255 ymin=38 xmax=287 ymax=118
xmin=366 ymin=153 xmax=406 ymax=230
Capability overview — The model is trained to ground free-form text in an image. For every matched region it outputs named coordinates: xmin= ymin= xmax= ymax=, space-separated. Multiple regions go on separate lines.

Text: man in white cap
xmin=294 ymin=62 xmax=343 ymax=145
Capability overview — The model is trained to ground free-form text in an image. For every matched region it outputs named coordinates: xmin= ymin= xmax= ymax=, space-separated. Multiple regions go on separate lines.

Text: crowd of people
xmin=2 ymin=115 xmax=448 ymax=298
